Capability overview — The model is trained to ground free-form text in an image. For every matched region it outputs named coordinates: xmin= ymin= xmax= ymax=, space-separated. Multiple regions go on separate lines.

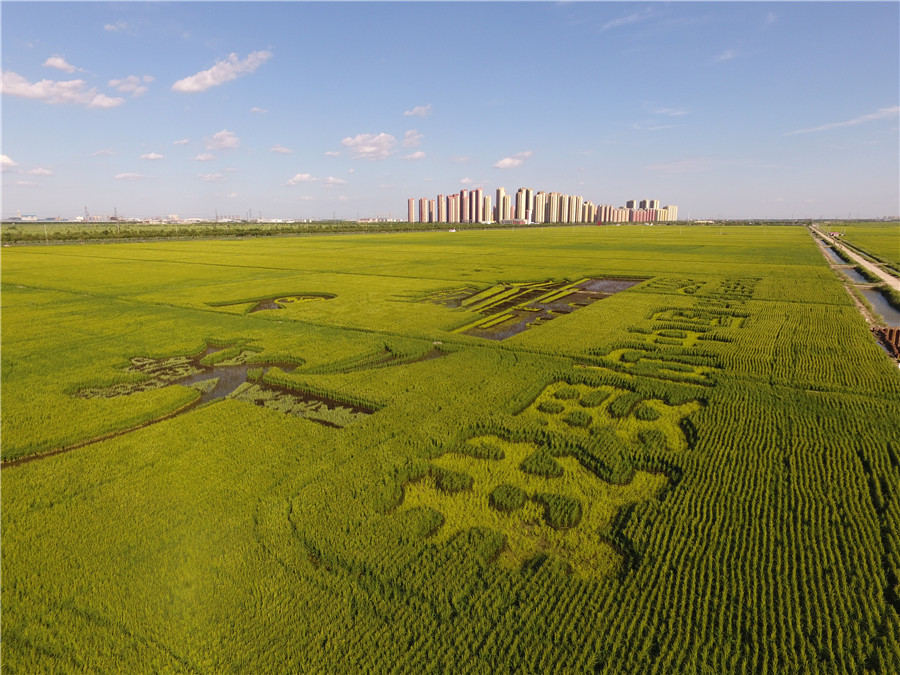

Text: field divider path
xmin=811 ymin=225 xmax=900 ymax=292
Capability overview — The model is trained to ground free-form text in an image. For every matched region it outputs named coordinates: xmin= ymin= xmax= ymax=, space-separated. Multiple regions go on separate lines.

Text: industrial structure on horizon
xmin=407 ymin=189 xmax=678 ymax=225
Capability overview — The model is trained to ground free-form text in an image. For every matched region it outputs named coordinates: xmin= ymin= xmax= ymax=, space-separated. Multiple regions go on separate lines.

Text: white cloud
xmin=347 ymin=168 xmax=355 ymax=174
xmin=714 ymin=49 xmax=737 ymax=62
xmin=16 ymin=180 xmax=37 ymax=187
xmin=172 ymin=138 xmax=190 ymax=145
xmin=194 ymin=153 xmax=215 ymax=161
xmin=27 ymin=167 xmax=53 ymax=176
xmin=172 ymin=50 xmax=272 ymax=93
xmin=140 ymin=152 xmax=164 ymax=160
xmin=250 ymin=106 xmax=267 ymax=113
xmin=43 ymin=56 xmax=79 ymax=73
xmin=115 ymin=172 xmax=145 ymax=180
xmin=270 ymin=145 xmax=293 ymax=154
xmin=1 ymin=70 xmax=124 ymax=108
xmin=403 ymin=104 xmax=432 ymax=117
xmin=493 ymin=150 xmax=533 ymax=169
xmin=403 ymin=151 xmax=426 ymax=161
xmin=765 ymin=12 xmax=777 ymax=25
xmin=324 ymin=150 xmax=340 ymax=157
xmin=601 ymin=8 xmax=653 ymax=32
xmin=1 ymin=154 xmax=18 ymax=169
xmin=785 ymin=106 xmax=900 ymax=136
xmin=109 ymin=74 xmax=153 ymax=97
xmin=91 ymin=149 xmax=114 ymax=156
xmin=323 ymin=176 xmax=347 ymax=186
xmin=460 ymin=177 xmax=473 ymax=185
xmin=287 ymin=173 xmax=315 ymax=185
xmin=104 ymin=21 xmax=128 ymax=32
xmin=451 ymin=155 xmax=470 ymax=163
xmin=341 ymin=132 xmax=396 ymax=160
xmin=205 ymin=129 xmax=239 ymax=150
xmin=403 ymin=129 xmax=424 ymax=147
xmin=199 ymin=172 xmax=224 ymax=182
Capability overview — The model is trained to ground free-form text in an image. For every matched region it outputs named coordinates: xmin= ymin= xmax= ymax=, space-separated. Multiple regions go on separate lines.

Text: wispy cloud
xmin=601 ymin=8 xmax=653 ymax=32
xmin=403 ymin=129 xmax=423 ymax=147
xmin=91 ymin=149 xmax=114 ymax=157
xmin=250 ymin=106 xmax=267 ymax=114
xmin=653 ymin=107 xmax=688 ymax=117
xmin=324 ymin=150 xmax=340 ymax=157
xmin=140 ymin=152 xmax=164 ymax=160
xmin=403 ymin=151 xmax=426 ymax=161
xmin=109 ymin=75 xmax=153 ymax=97
xmin=764 ymin=11 xmax=777 ymax=25
xmin=646 ymin=157 xmax=715 ymax=174
xmin=460 ymin=177 xmax=473 ymax=185
xmin=194 ymin=153 xmax=215 ymax=161
xmin=403 ymin=104 xmax=432 ymax=117
xmin=198 ymin=172 xmax=224 ymax=182
xmin=1 ymin=154 xmax=18 ymax=169
xmin=172 ymin=138 xmax=190 ymax=146
xmin=205 ymin=129 xmax=239 ymax=150
xmin=714 ymin=49 xmax=737 ymax=62
xmin=785 ymin=106 xmax=900 ymax=136
xmin=270 ymin=145 xmax=293 ymax=154
xmin=43 ymin=56 xmax=80 ymax=73
xmin=632 ymin=122 xmax=678 ymax=132
xmin=451 ymin=155 xmax=470 ymax=164
xmin=323 ymin=176 xmax=347 ymax=186
xmin=1 ymin=71 xmax=124 ymax=108
xmin=341 ymin=132 xmax=396 ymax=160
xmin=172 ymin=50 xmax=272 ymax=93
xmin=27 ymin=167 xmax=53 ymax=176
xmin=104 ymin=21 xmax=128 ymax=32
xmin=493 ymin=150 xmax=533 ymax=169
xmin=115 ymin=172 xmax=145 ymax=180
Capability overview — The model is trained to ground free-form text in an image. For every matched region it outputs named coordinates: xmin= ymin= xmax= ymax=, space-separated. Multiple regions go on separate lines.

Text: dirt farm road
xmin=811 ymin=225 xmax=900 ymax=292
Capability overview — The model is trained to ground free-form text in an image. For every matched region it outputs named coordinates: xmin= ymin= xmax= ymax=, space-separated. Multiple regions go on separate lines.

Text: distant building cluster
xmin=407 ymin=189 xmax=677 ymax=224
xmin=598 ymin=200 xmax=678 ymax=223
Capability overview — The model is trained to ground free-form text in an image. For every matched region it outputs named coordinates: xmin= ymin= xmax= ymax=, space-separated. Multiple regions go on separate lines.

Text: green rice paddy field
xmin=2 ymin=225 xmax=899 ymax=672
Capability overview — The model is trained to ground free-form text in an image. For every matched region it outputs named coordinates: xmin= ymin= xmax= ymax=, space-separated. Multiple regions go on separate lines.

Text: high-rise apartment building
xmin=474 ymin=188 xmax=483 ymax=223
xmin=418 ymin=198 xmax=427 ymax=223
xmin=548 ymin=193 xmax=560 ymax=223
xmin=408 ymin=198 xmax=415 ymax=223
xmin=483 ymin=195 xmax=491 ymax=223
xmin=495 ymin=188 xmax=506 ymax=222
xmin=460 ymin=190 xmax=469 ymax=223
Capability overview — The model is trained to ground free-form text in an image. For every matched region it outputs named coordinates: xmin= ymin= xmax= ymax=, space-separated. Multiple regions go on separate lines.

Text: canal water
xmin=859 ymin=288 xmax=900 ymax=328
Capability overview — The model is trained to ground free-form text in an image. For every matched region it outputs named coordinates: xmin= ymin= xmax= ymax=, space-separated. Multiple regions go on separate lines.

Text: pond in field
xmin=77 ymin=346 xmax=375 ymax=427
xmin=860 ymin=288 xmax=900 ymax=328
xmin=433 ymin=277 xmax=646 ymax=341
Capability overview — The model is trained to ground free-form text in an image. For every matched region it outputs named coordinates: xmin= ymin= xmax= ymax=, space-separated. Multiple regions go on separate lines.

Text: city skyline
xmin=2 ymin=2 xmax=898 ymax=220
xmin=407 ymin=187 xmax=678 ymax=225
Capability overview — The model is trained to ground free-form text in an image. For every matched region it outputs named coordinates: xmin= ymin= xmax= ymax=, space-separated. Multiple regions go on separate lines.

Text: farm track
xmin=811 ymin=226 xmax=900 ymax=292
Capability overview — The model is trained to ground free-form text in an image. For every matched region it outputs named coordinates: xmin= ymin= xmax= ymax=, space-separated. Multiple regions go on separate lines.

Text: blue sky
xmin=2 ymin=1 xmax=898 ymax=220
